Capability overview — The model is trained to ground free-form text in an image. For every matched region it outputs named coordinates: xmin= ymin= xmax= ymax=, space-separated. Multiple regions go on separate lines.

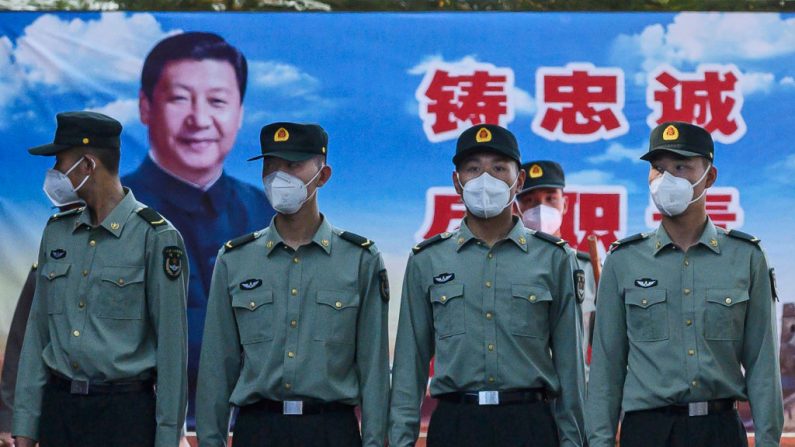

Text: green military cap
xmin=29 ymin=111 xmax=122 ymax=156
xmin=248 ymin=122 xmax=328 ymax=162
xmin=519 ymin=160 xmax=565 ymax=195
xmin=640 ymin=121 xmax=714 ymax=162
xmin=453 ymin=124 xmax=520 ymax=166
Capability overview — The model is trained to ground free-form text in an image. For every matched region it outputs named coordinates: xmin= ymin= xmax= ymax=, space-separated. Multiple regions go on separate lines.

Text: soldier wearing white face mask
xmin=515 ymin=160 xmax=596 ymax=370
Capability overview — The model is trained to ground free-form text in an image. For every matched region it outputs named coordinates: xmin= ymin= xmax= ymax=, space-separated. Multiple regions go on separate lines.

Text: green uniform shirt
xmin=12 ymin=189 xmax=189 ymax=446
xmin=586 ymin=219 xmax=783 ymax=447
xmin=195 ymin=216 xmax=390 ymax=447
xmin=388 ymin=219 xmax=586 ymax=447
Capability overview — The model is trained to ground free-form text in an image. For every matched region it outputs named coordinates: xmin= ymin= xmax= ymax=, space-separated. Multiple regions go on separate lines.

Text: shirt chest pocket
xmin=232 ymin=289 xmax=274 ymax=344
xmin=42 ymin=262 xmax=71 ymax=315
xmin=704 ymin=288 xmax=749 ymax=341
xmin=510 ymin=285 xmax=552 ymax=338
xmin=430 ymin=283 xmax=465 ymax=339
xmin=315 ymin=290 xmax=360 ymax=344
xmin=95 ymin=266 xmax=145 ymax=320
xmin=625 ymin=289 xmax=669 ymax=342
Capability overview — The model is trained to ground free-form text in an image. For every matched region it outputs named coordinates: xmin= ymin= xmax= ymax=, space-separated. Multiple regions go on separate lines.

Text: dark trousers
xmin=621 ymin=408 xmax=748 ymax=447
xmin=426 ymin=399 xmax=559 ymax=447
xmin=38 ymin=382 xmax=155 ymax=447
xmin=233 ymin=403 xmax=362 ymax=447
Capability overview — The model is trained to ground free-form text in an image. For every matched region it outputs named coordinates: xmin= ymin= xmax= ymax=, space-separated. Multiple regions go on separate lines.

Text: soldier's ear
xmin=452 ymin=170 xmax=463 ymax=195
xmin=316 ymin=164 xmax=332 ymax=188
xmin=562 ymin=194 xmax=569 ymax=216
xmin=705 ymin=165 xmax=718 ymax=188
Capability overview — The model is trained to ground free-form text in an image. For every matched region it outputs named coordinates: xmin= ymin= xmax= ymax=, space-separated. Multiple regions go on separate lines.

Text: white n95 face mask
xmin=649 ymin=164 xmax=710 ymax=217
xmin=458 ymin=172 xmax=518 ymax=219
xmin=521 ymin=204 xmax=563 ymax=234
xmin=43 ymin=156 xmax=92 ymax=207
xmin=263 ymin=166 xmax=323 ymax=215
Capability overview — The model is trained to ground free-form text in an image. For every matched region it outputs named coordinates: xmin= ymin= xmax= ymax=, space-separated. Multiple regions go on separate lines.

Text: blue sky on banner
xmin=0 ymin=12 xmax=794 ymax=320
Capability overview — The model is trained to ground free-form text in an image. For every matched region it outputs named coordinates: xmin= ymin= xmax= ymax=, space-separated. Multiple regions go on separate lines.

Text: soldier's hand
xmin=179 ymin=435 xmax=191 ymax=447
xmin=0 ymin=432 xmax=13 ymax=447
xmin=15 ymin=436 xmax=36 ymax=447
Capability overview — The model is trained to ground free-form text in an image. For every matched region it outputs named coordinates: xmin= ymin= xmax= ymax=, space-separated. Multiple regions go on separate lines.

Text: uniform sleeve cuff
xmin=155 ymin=425 xmax=181 ymax=447
xmin=11 ymin=410 xmax=39 ymax=442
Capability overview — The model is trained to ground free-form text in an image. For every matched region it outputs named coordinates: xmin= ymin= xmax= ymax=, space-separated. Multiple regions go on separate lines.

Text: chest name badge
xmin=240 ymin=279 xmax=263 ymax=290
xmin=433 ymin=273 xmax=455 ymax=284
xmin=50 ymin=249 xmax=67 ymax=260
xmin=634 ymin=278 xmax=658 ymax=288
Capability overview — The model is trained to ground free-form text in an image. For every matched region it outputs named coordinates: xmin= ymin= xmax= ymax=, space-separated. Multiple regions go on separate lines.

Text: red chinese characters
xmin=647 ymin=64 xmax=746 ymax=144
xmin=533 ymin=63 xmax=629 ymax=143
xmin=645 ymin=187 xmax=745 ymax=229
xmin=416 ymin=61 xmax=515 ymax=142
xmin=415 ymin=187 xmax=466 ymax=241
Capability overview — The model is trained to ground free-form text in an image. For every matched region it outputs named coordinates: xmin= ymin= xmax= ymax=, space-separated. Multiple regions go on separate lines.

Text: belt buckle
xmin=688 ymin=401 xmax=709 ymax=417
xmin=283 ymin=400 xmax=304 ymax=415
xmin=478 ymin=391 xmax=499 ymax=406
xmin=70 ymin=379 xmax=90 ymax=395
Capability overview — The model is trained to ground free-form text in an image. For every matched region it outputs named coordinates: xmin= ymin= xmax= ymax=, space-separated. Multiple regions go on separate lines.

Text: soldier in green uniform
xmin=514 ymin=160 xmax=597 ymax=362
xmin=586 ymin=121 xmax=783 ymax=447
xmin=12 ymin=111 xmax=189 ymax=447
xmin=195 ymin=122 xmax=390 ymax=447
xmin=389 ymin=124 xmax=586 ymax=447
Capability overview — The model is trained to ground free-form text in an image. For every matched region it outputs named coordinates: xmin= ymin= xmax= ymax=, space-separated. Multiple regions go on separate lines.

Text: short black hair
xmin=140 ymin=32 xmax=248 ymax=101
xmin=80 ymin=147 xmax=120 ymax=175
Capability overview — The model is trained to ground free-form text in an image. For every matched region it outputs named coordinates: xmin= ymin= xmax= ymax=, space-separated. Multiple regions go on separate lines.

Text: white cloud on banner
xmin=587 ymin=142 xmax=646 ymax=165
xmin=245 ymin=60 xmax=337 ymax=122
xmin=14 ymin=13 xmax=176 ymax=89
xmin=567 ymin=169 xmax=639 ymax=193
xmin=768 ymin=153 xmax=795 ymax=185
xmin=739 ymin=71 xmax=775 ymax=95
xmin=87 ymin=98 xmax=139 ymax=125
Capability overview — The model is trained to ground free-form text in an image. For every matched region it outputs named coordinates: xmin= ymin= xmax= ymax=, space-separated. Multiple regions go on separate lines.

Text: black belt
xmin=632 ymin=399 xmax=737 ymax=417
xmin=437 ymin=389 xmax=549 ymax=406
xmin=49 ymin=370 xmax=154 ymax=395
xmin=245 ymin=399 xmax=355 ymax=416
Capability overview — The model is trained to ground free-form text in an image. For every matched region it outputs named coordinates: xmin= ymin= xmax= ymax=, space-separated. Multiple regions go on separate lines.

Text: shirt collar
xmin=455 ymin=217 xmax=528 ymax=252
xmin=136 ymin=156 xmax=231 ymax=214
xmin=73 ymin=187 xmax=138 ymax=238
xmin=263 ymin=214 xmax=333 ymax=256
xmin=148 ymin=151 xmax=221 ymax=191
xmin=653 ymin=217 xmax=720 ymax=255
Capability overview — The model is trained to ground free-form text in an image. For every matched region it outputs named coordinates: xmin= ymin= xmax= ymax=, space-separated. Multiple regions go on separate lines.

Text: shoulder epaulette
xmin=135 ymin=207 xmax=166 ymax=227
xmin=224 ymin=231 xmax=261 ymax=252
xmin=48 ymin=207 xmax=83 ymax=223
xmin=412 ymin=232 xmax=452 ymax=254
xmin=338 ymin=231 xmax=374 ymax=249
xmin=576 ymin=251 xmax=591 ymax=262
xmin=609 ymin=233 xmax=647 ymax=252
xmin=532 ymin=231 xmax=568 ymax=249
xmin=727 ymin=229 xmax=761 ymax=245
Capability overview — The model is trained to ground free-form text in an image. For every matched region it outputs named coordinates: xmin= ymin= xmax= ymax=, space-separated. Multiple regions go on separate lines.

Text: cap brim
xmin=28 ymin=143 xmax=70 ymax=156
xmin=247 ymin=151 xmax=318 ymax=162
xmin=518 ymin=183 xmax=565 ymax=195
xmin=640 ymin=147 xmax=703 ymax=161
xmin=453 ymin=146 xmax=519 ymax=166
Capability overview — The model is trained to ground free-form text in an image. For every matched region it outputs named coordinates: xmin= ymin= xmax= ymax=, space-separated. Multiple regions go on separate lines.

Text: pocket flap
xmin=706 ymin=289 xmax=750 ymax=307
xmin=100 ymin=266 xmax=144 ymax=288
xmin=511 ymin=285 xmax=552 ymax=304
xmin=430 ymin=283 xmax=464 ymax=305
xmin=42 ymin=262 xmax=70 ymax=281
xmin=317 ymin=290 xmax=360 ymax=310
xmin=232 ymin=289 xmax=274 ymax=311
xmin=625 ymin=288 xmax=667 ymax=308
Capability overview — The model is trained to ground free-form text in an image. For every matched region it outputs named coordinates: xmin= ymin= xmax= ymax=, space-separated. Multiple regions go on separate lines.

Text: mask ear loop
xmin=302 ymin=163 xmax=326 ymax=204
xmin=687 ymin=163 xmax=712 ymax=205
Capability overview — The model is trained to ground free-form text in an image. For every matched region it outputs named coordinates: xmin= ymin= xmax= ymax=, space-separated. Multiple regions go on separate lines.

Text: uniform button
xmin=440 ymin=295 xmax=447 ymax=303
xmin=641 ymin=299 xmax=648 ymax=306
xmin=48 ymin=272 xmax=55 ymax=279
xmin=72 ymin=330 xmax=80 ymax=337
xmin=528 ymin=295 xmax=536 ymax=303
xmin=78 ymin=301 xmax=85 ymax=309
xmin=688 ymin=349 xmax=695 ymax=356
xmin=287 ymin=351 xmax=295 ymax=358
xmin=485 ymin=281 xmax=492 ymax=288
xmin=487 ymin=253 xmax=493 ymax=259
xmin=249 ymin=301 xmax=256 ymax=309
xmin=485 ymin=312 xmax=493 ymax=320
xmin=291 ymin=288 xmax=298 ymax=296
xmin=725 ymin=297 xmax=732 ymax=304
xmin=117 ymin=278 xmax=125 ymax=285
xmin=82 ymin=270 xmax=89 ymax=277
xmin=71 ymin=361 xmax=79 ymax=370
xmin=686 ymin=319 xmax=693 ymax=326
xmin=335 ymin=301 xmax=343 ymax=309
xmin=290 ymin=320 xmax=297 ymax=328
xmin=487 ymin=344 xmax=494 ymax=351
xmin=293 ymin=257 xmax=300 ymax=264
xmin=89 ymin=240 xmax=96 ymax=247
xmin=684 ymin=259 xmax=690 ymax=266
xmin=691 ymin=380 xmax=698 ymax=387
xmin=284 ymin=383 xmax=292 ymax=389
xmin=684 ymin=288 xmax=691 ymax=295
xmin=488 ymin=376 xmax=495 ymax=383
